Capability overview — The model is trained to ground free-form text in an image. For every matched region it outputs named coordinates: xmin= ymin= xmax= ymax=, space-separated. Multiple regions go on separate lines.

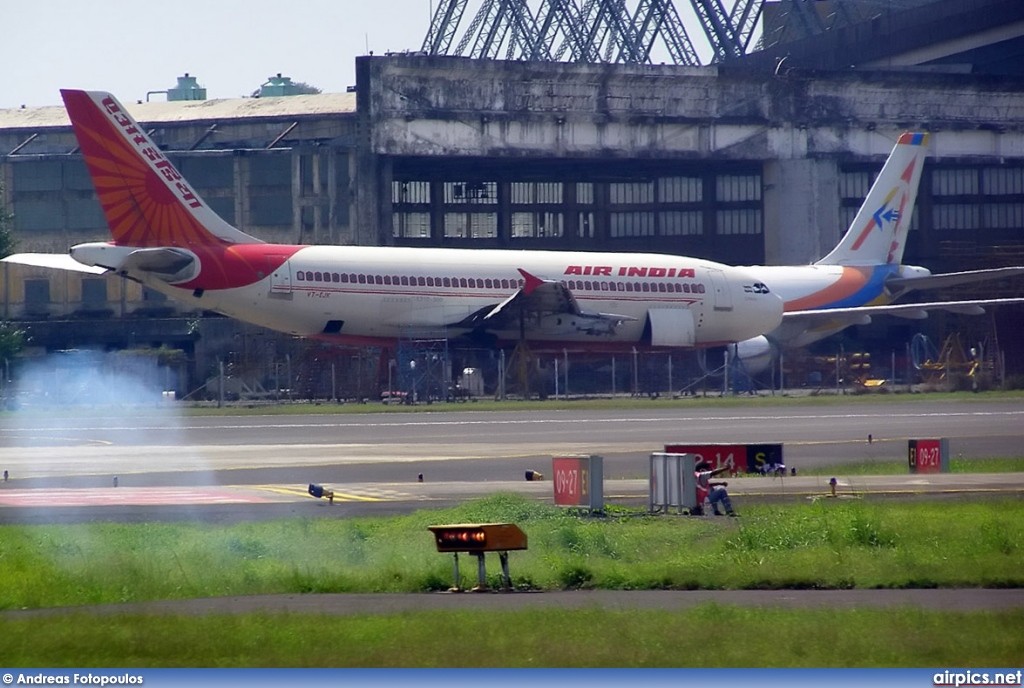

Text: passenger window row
xmin=564 ymin=280 xmax=705 ymax=294
xmin=294 ymin=270 xmax=705 ymax=295
xmin=296 ymin=271 xmax=524 ymax=290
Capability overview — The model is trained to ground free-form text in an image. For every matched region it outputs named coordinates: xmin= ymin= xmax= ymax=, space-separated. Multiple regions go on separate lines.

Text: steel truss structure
xmin=420 ymin=0 xmax=934 ymax=66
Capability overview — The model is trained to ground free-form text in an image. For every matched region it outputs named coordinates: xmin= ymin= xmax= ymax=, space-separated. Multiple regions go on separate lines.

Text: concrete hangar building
xmin=2 ymin=0 xmax=1024 ymax=396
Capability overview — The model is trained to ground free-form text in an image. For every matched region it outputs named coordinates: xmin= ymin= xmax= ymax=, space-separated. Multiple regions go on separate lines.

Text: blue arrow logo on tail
xmin=873 ymin=204 xmax=900 ymax=229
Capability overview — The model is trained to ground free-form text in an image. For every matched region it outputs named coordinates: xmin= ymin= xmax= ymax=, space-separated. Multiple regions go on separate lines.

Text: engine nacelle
xmin=731 ymin=335 xmax=776 ymax=375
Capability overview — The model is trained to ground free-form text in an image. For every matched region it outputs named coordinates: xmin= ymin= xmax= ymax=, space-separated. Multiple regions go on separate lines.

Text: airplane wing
xmin=3 ymin=248 xmax=198 ymax=283
xmin=784 ymin=297 xmax=1024 ymax=325
xmin=455 ymin=268 xmax=635 ymax=336
xmin=886 ymin=267 xmax=1024 ymax=297
xmin=2 ymin=253 xmax=109 ymax=275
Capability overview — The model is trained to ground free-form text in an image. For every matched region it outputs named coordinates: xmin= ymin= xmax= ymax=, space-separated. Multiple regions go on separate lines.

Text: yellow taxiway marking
xmin=249 ymin=484 xmax=386 ymax=502
xmin=254 ymin=485 xmax=314 ymax=497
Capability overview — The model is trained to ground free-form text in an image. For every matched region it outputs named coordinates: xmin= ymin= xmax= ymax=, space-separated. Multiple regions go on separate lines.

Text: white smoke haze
xmin=12 ymin=349 xmax=169 ymax=407
xmin=0 ymin=349 xmax=216 ymax=487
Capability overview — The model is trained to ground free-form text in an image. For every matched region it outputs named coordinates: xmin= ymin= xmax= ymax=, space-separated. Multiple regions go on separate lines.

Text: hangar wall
xmin=356 ymin=55 xmax=1024 ymax=265
xmin=359 ymin=56 xmax=1024 ymax=157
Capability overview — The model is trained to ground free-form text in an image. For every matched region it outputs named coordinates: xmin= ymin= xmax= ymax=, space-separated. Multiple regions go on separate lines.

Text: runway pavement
xmin=1 ymin=397 xmax=1023 ymax=523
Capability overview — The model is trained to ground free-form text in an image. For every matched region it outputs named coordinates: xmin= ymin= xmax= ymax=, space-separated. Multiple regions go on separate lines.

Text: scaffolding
xmin=911 ymin=332 xmax=995 ymax=388
xmin=394 ymin=338 xmax=453 ymax=403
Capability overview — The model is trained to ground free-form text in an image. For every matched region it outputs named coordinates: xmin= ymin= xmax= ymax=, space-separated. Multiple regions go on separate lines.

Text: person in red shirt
xmin=695 ymin=461 xmax=737 ymax=516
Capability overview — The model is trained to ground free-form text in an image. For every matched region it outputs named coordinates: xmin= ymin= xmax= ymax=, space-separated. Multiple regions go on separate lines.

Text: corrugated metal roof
xmin=0 ymin=92 xmax=357 ymax=130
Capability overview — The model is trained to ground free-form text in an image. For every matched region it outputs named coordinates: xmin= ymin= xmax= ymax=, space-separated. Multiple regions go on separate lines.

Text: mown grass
xmin=1 ymin=495 xmax=1021 ymax=611
xmin=798 ymin=456 xmax=1024 ymax=475
xmin=1 ymin=495 xmax=1022 ymax=667
xmin=2 ymin=606 xmax=1022 ymax=667
xmin=176 ymin=388 xmax=1024 ymax=415
xmin=4 ymin=388 xmax=1024 ymax=418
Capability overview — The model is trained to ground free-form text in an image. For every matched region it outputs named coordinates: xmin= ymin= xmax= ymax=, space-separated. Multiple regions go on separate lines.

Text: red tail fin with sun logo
xmin=61 ymin=90 xmax=260 ymax=249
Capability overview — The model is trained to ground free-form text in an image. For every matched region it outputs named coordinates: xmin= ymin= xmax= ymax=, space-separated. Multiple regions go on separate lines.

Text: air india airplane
xmin=732 ymin=132 xmax=1024 ymax=374
xmin=2 ymin=89 xmax=783 ymax=352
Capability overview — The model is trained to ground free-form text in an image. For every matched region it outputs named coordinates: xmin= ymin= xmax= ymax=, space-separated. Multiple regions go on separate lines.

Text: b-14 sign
xmin=664 ymin=443 xmax=784 ymax=474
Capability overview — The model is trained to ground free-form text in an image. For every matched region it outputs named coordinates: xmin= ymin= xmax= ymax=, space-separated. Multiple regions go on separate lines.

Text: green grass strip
xmin=1 ymin=496 xmax=1021 ymax=611
xmin=797 ymin=456 xmax=1024 ymax=475
xmin=5 ymin=388 xmax=1024 ymax=418
xmin=1 ymin=606 xmax=1022 ymax=667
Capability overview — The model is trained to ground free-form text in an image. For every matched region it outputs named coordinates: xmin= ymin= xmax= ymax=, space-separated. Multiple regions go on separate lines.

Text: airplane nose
xmin=731 ymin=271 xmax=784 ymax=340
xmin=758 ymin=291 xmax=785 ymax=336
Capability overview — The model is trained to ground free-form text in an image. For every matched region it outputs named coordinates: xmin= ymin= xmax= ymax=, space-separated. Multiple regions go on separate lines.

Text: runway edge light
xmin=427 ymin=523 xmax=527 ymax=592
xmin=308 ymin=483 xmax=335 ymax=504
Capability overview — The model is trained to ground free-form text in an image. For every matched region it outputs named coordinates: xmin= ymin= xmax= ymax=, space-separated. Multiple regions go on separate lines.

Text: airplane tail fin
xmin=60 ymin=90 xmax=260 ymax=248
xmin=816 ymin=132 xmax=929 ymax=267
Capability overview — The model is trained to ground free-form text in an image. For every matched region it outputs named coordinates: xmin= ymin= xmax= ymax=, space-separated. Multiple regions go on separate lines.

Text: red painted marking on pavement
xmin=0 ymin=487 xmax=271 ymax=507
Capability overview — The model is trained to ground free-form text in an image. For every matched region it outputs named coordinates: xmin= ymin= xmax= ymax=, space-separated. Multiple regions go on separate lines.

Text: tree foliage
xmin=0 ymin=179 xmax=13 ymax=258
xmin=250 ymin=80 xmax=322 ymax=98
xmin=0 ymin=320 xmax=25 ymax=362
xmin=289 ymin=81 xmax=322 ymax=95
xmin=0 ymin=180 xmax=24 ymax=362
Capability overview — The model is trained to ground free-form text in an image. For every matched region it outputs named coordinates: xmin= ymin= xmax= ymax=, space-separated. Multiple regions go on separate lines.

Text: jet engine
xmin=730 ymin=335 xmax=777 ymax=376
xmin=696 ymin=335 xmax=777 ymax=378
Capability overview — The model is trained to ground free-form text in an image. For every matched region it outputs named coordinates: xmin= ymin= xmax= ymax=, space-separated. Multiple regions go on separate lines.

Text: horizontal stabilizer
xmin=785 ymin=297 xmax=1024 ymax=324
xmin=1 ymin=253 xmax=108 ymax=275
xmin=937 ymin=303 xmax=987 ymax=315
xmin=887 ymin=266 xmax=1024 ymax=294
xmin=890 ymin=309 xmax=928 ymax=320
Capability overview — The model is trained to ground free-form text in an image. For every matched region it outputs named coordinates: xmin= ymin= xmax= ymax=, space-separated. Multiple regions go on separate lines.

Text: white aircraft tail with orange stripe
xmin=816 ymin=132 xmax=929 ymax=267
xmin=734 ymin=131 xmax=1024 ymax=379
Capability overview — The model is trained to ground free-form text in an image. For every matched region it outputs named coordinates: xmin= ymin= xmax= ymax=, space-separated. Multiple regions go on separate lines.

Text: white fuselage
xmin=137 ymin=246 xmax=784 ymax=349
